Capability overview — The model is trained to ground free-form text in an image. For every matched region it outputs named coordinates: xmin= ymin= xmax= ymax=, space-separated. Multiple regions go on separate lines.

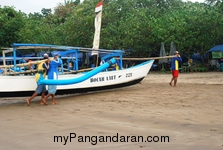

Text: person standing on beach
xmin=42 ymin=54 xmax=62 ymax=105
xmin=26 ymin=54 xmax=50 ymax=106
xmin=169 ymin=51 xmax=182 ymax=87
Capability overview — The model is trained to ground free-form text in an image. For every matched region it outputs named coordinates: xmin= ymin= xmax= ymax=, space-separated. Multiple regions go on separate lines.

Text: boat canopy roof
xmin=12 ymin=43 xmax=124 ymax=54
xmin=13 ymin=43 xmax=81 ymax=51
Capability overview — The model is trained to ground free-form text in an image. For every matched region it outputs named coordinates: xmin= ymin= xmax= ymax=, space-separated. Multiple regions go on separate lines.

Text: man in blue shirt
xmin=42 ymin=54 xmax=62 ymax=105
xmin=169 ymin=51 xmax=182 ymax=87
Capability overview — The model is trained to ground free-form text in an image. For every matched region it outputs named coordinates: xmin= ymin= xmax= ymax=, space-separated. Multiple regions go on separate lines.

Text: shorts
xmin=35 ymin=84 xmax=46 ymax=94
xmin=48 ymin=85 xmax=57 ymax=94
xmin=172 ymin=70 xmax=179 ymax=77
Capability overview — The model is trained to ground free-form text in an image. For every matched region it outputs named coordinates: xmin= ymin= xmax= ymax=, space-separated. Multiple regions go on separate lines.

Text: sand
xmin=0 ymin=72 xmax=222 ymax=150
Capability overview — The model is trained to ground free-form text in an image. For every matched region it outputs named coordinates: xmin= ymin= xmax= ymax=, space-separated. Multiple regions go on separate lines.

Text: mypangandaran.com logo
xmin=54 ymin=133 xmax=170 ymax=145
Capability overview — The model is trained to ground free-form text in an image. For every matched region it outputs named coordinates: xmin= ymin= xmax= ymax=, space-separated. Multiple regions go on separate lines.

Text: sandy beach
xmin=0 ymin=72 xmax=222 ymax=150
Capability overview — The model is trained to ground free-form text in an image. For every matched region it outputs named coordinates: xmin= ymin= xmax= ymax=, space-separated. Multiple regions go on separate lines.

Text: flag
xmin=95 ymin=1 xmax=103 ymax=13
xmin=92 ymin=1 xmax=103 ymax=55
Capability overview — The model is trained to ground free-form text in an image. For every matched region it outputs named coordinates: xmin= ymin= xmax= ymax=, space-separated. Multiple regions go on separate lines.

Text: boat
xmin=0 ymin=1 xmax=155 ymax=97
xmin=0 ymin=43 xmax=154 ymax=97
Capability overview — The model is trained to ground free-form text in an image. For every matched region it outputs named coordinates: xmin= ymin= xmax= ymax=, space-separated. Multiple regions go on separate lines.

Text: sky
xmin=0 ymin=0 xmax=84 ymax=14
xmin=0 ymin=0 xmax=205 ymax=14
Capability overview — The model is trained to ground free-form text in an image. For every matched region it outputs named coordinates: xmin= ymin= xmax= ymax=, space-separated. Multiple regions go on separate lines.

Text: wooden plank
xmin=5 ymin=67 xmax=94 ymax=75
xmin=0 ymin=59 xmax=50 ymax=68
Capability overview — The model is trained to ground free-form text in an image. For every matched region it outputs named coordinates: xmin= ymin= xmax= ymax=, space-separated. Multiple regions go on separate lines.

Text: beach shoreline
xmin=0 ymin=72 xmax=222 ymax=149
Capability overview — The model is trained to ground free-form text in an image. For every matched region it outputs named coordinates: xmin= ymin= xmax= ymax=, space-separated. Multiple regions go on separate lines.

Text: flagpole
xmin=92 ymin=0 xmax=103 ymax=67
xmin=95 ymin=1 xmax=103 ymax=67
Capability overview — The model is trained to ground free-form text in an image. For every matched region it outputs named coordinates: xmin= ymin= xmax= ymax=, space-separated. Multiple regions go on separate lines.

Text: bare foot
xmin=26 ymin=99 xmax=30 ymax=106
xmin=169 ymin=82 xmax=172 ymax=86
xmin=41 ymin=98 xmax=48 ymax=105
xmin=40 ymin=100 xmax=45 ymax=105
xmin=52 ymin=102 xmax=57 ymax=105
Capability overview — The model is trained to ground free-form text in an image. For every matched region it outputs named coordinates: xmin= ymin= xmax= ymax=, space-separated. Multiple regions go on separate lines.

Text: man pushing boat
xmin=26 ymin=53 xmax=50 ymax=106
xmin=42 ymin=54 xmax=62 ymax=105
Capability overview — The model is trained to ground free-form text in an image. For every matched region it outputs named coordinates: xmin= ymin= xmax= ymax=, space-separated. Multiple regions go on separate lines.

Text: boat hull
xmin=0 ymin=60 xmax=154 ymax=97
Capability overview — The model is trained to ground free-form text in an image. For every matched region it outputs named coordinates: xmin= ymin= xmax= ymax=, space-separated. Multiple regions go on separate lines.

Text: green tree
xmin=1 ymin=0 xmax=223 ymax=58
xmin=0 ymin=6 xmax=25 ymax=47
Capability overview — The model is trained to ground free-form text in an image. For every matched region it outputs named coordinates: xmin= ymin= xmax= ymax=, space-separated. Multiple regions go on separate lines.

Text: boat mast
xmin=92 ymin=0 xmax=103 ymax=67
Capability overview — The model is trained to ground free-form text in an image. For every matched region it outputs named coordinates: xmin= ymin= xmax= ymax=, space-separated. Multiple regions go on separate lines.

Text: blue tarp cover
xmin=208 ymin=45 xmax=223 ymax=52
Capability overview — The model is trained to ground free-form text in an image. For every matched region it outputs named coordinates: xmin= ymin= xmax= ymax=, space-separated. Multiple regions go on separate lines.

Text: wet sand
xmin=0 ymin=72 xmax=222 ymax=150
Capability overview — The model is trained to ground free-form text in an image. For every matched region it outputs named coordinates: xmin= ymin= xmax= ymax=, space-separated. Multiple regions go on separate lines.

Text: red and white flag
xmin=92 ymin=1 xmax=103 ymax=55
xmin=95 ymin=1 xmax=103 ymax=13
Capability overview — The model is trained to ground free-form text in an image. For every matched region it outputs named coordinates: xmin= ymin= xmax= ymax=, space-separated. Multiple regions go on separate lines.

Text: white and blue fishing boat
xmin=0 ymin=1 xmax=156 ymax=97
xmin=0 ymin=43 xmax=154 ymax=97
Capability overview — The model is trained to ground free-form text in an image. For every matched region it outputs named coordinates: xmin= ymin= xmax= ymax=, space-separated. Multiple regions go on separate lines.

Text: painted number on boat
xmin=126 ymin=73 xmax=132 ymax=78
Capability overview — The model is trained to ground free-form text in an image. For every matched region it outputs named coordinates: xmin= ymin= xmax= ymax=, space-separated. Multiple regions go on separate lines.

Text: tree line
xmin=0 ymin=0 xmax=222 ymax=57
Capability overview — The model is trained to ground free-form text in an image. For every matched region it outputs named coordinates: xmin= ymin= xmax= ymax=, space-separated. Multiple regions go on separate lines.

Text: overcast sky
xmin=0 ymin=0 xmax=84 ymax=14
xmin=0 ymin=0 xmax=204 ymax=14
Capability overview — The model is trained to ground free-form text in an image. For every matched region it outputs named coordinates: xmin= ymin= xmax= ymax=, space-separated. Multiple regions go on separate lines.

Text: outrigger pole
xmin=0 ymin=59 xmax=49 ymax=68
xmin=0 ymin=55 xmax=174 ymax=75
xmin=0 ymin=55 xmax=175 ymax=69
xmin=116 ymin=55 xmax=175 ymax=60
xmin=4 ymin=67 xmax=94 ymax=75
